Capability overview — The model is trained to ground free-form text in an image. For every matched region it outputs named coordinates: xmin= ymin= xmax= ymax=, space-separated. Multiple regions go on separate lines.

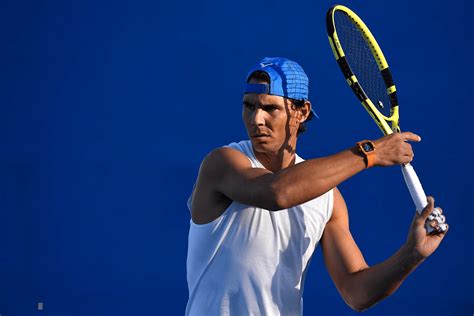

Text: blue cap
xmin=244 ymin=57 xmax=318 ymax=118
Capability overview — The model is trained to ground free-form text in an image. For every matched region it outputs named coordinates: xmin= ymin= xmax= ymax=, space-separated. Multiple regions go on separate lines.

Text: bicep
xmin=191 ymin=147 xmax=278 ymax=222
xmin=214 ymin=147 xmax=277 ymax=208
xmin=321 ymin=187 xmax=368 ymax=294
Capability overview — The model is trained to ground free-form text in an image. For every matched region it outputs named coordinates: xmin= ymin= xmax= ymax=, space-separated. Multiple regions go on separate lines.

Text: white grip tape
xmin=400 ymin=164 xmax=435 ymax=233
xmin=401 ymin=163 xmax=427 ymax=214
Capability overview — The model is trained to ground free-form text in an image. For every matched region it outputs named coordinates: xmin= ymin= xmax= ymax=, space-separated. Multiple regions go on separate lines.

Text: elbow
xmin=345 ymin=296 xmax=372 ymax=313
xmin=341 ymin=282 xmax=387 ymax=312
xmin=266 ymin=195 xmax=288 ymax=212
xmin=348 ymin=302 xmax=370 ymax=313
xmin=344 ymin=291 xmax=388 ymax=312
xmin=266 ymin=182 xmax=291 ymax=211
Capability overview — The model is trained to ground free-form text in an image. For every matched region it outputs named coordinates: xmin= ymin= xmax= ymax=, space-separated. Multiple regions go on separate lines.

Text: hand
xmin=405 ymin=196 xmax=449 ymax=259
xmin=373 ymin=132 xmax=421 ymax=167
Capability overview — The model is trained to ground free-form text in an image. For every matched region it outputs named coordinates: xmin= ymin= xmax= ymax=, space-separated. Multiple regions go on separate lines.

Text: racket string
xmin=334 ymin=12 xmax=393 ymax=117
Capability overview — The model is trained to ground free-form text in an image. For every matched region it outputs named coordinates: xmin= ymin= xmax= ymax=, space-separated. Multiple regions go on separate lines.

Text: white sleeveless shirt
xmin=186 ymin=140 xmax=334 ymax=316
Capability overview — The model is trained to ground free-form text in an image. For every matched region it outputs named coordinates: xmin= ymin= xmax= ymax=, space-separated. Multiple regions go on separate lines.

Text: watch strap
xmin=357 ymin=140 xmax=376 ymax=168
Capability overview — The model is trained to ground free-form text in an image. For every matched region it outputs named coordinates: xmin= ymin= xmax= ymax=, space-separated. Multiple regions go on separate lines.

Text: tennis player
xmin=185 ymin=57 xmax=448 ymax=315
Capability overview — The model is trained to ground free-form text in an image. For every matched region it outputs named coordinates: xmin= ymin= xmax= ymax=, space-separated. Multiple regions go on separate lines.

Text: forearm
xmin=272 ymin=146 xmax=365 ymax=208
xmin=343 ymin=244 xmax=425 ymax=311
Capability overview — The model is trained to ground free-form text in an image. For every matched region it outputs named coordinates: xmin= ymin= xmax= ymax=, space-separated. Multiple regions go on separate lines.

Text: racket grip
xmin=401 ymin=164 xmax=437 ymax=234
xmin=400 ymin=163 xmax=427 ymax=214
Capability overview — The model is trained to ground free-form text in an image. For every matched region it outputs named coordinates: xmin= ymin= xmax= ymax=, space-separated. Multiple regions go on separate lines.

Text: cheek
xmin=289 ymin=116 xmax=299 ymax=127
xmin=242 ymin=111 xmax=252 ymax=130
xmin=242 ymin=107 xmax=252 ymax=119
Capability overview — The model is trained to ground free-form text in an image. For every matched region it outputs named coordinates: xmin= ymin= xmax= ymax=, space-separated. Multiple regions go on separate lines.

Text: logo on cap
xmin=259 ymin=62 xmax=273 ymax=67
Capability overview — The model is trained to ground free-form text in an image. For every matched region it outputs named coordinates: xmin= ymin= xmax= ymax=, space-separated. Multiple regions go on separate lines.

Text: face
xmin=242 ymin=79 xmax=306 ymax=155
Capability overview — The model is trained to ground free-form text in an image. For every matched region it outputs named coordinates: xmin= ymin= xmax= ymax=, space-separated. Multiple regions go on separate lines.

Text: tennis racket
xmin=326 ymin=4 xmax=446 ymax=233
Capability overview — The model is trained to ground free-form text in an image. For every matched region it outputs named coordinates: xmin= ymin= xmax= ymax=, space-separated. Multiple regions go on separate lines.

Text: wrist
xmin=401 ymin=243 xmax=426 ymax=263
xmin=356 ymin=140 xmax=376 ymax=168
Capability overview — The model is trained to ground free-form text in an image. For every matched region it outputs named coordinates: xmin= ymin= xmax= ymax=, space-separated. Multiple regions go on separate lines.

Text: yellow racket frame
xmin=327 ymin=5 xmax=400 ymax=135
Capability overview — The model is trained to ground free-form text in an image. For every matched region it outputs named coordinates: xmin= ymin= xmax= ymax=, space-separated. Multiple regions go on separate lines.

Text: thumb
xmin=418 ymin=196 xmax=435 ymax=221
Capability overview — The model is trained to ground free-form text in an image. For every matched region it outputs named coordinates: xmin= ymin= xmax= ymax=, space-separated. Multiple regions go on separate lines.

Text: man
xmin=185 ymin=57 xmax=448 ymax=315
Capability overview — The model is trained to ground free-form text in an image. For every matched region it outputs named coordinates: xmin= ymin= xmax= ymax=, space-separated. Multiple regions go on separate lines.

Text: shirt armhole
xmin=326 ymin=188 xmax=335 ymax=224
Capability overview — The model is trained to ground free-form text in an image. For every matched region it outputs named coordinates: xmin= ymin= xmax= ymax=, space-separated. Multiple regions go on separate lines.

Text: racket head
xmin=326 ymin=5 xmax=400 ymax=135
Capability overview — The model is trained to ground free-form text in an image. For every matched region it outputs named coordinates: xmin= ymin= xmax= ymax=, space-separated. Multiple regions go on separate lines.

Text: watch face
xmin=362 ymin=142 xmax=374 ymax=152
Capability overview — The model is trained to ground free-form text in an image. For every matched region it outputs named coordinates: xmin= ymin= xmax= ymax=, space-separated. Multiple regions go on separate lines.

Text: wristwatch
xmin=356 ymin=140 xmax=376 ymax=168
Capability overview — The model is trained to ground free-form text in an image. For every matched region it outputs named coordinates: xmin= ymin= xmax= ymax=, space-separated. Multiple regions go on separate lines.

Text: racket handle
xmin=400 ymin=163 xmax=436 ymax=234
xmin=400 ymin=163 xmax=427 ymax=214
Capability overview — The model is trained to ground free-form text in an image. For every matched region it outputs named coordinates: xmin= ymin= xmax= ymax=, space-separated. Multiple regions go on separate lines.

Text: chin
xmin=250 ymin=139 xmax=279 ymax=154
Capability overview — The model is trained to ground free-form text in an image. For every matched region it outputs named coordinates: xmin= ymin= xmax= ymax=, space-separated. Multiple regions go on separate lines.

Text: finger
xmin=403 ymin=141 xmax=413 ymax=150
xmin=401 ymin=132 xmax=421 ymax=142
xmin=431 ymin=207 xmax=442 ymax=217
xmin=403 ymin=155 xmax=414 ymax=164
xmin=403 ymin=152 xmax=415 ymax=163
xmin=427 ymin=216 xmax=446 ymax=227
xmin=437 ymin=215 xmax=446 ymax=224
xmin=432 ymin=223 xmax=449 ymax=235
xmin=427 ymin=208 xmax=442 ymax=221
xmin=440 ymin=223 xmax=449 ymax=234
xmin=419 ymin=196 xmax=435 ymax=220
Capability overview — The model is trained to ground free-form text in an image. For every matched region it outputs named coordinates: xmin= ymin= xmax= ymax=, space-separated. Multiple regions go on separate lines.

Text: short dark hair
xmin=247 ymin=71 xmax=313 ymax=135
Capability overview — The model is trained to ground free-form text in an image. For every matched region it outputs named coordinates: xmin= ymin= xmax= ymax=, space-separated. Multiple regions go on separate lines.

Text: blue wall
xmin=1 ymin=0 xmax=472 ymax=315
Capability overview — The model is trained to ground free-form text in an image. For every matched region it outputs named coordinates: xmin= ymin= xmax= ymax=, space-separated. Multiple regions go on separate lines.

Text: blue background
xmin=1 ymin=0 xmax=472 ymax=315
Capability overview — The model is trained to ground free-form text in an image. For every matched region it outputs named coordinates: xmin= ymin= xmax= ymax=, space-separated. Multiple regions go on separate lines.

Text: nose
xmin=251 ymin=108 xmax=265 ymax=126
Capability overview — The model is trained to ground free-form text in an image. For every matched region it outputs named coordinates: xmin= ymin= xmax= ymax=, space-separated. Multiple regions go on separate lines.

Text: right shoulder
xmin=190 ymin=146 xmax=253 ymax=224
xmin=199 ymin=146 xmax=252 ymax=178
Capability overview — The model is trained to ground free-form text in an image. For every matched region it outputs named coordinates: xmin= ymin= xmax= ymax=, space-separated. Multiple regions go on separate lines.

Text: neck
xmin=253 ymin=139 xmax=298 ymax=173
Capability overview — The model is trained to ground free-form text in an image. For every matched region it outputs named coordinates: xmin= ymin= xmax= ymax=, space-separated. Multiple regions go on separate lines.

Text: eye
xmin=263 ymin=105 xmax=277 ymax=112
xmin=244 ymin=102 xmax=255 ymax=110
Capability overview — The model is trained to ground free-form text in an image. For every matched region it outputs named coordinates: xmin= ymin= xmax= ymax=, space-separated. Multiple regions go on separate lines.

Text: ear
xmin=298 ymin=101 xmax=312 ymax=123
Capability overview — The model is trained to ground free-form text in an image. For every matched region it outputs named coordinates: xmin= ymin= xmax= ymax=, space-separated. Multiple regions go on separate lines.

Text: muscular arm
xmin=192 ymin=132 xmax=420 ymax=224
xmin=321 ymin=188 xmax=447 ymax=311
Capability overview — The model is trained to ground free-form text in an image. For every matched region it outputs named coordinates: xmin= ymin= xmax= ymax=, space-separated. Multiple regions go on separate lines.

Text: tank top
xmin=186 ymin=140 xmax=334 ymax=316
